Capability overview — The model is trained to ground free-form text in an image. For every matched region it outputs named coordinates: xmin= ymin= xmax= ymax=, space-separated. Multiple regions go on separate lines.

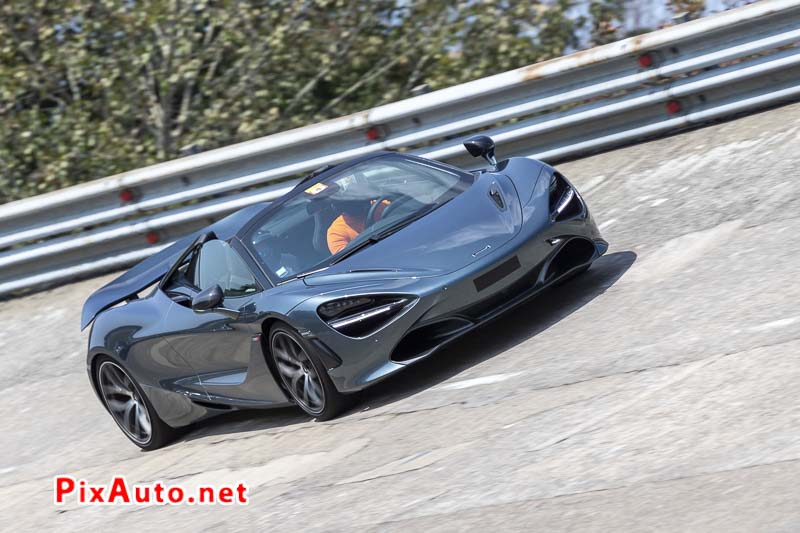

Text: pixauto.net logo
xmin=54 ymin=475 xmax=249 ymax=506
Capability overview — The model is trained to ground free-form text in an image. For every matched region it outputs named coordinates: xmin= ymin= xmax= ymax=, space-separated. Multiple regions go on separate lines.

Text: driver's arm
xmin=371 ymin=199 xmax=390 ymax=222
xmin=327 ymin=215 xmax=361 ymax=254
xmin=327 ymin=199 xmax=389 ymax=254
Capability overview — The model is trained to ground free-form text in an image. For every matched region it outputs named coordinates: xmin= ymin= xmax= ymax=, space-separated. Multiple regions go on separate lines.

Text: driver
xmin=327 ymin=198 xmax=389 ymax=254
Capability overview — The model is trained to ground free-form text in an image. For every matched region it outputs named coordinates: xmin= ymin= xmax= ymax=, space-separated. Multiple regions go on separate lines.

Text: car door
xmin=161 ymin=239 xmax=265 ymax=401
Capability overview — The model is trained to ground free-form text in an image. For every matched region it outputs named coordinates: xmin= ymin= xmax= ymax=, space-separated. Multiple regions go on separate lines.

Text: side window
xmin=195 ymin=240 xmax=259 ymax=297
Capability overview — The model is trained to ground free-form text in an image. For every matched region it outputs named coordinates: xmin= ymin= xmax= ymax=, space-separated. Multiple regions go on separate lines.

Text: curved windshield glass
xmin=247 ymin=155 xmax=473 ymax=282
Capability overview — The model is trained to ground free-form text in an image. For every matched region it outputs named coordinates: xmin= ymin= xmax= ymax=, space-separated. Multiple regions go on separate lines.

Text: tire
xmin=94 ymin=356 xmax=177 ymax=450
xmin=269 ymin=323 xmax=350 ymax=421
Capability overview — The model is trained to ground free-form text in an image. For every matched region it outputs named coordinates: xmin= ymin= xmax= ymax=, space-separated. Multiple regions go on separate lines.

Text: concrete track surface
xmin=2 ymin=102 xmax=800 ymax=532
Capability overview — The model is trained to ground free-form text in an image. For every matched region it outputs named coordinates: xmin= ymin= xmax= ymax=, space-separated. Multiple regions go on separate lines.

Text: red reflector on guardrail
xmin=665 ymin=100 xmax=682 ymax=114
xmin=119 ymin=189 xmax=135 ymax=203
xmin=638 ymin=53 xmax=654 ymax=68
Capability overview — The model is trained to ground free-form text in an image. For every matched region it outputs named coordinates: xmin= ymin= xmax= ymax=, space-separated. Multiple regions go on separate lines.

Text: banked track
xmin=2 ymin=102 xmax=800 ymax=531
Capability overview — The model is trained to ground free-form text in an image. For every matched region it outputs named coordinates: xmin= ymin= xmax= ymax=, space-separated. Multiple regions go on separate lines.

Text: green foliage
xmin=0 ymin=0 xmax=624 ymax=203
xmin=669 ymin=0 xmax=706 ymax=18
xmin=588 ymin=0 xmax=625 ymax=45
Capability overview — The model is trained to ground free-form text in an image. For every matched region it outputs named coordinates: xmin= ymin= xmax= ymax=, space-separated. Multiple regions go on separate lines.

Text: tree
xmin=588 ymin=0 xmax=625 ymax=46
xmin=669 ymin=0 xmax=706 ymax=20
xmin=0 ymin=0 xmax=601 ymax=204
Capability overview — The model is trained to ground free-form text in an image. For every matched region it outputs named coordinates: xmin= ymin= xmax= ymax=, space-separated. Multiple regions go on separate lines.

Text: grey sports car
xmin=82 ymin=136 xmax=607 ymax=449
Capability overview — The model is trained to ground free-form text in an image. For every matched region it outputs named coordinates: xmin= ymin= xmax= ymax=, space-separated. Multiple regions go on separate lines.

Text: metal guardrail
xmin=1 ymin=0 xmax=800 ymax=296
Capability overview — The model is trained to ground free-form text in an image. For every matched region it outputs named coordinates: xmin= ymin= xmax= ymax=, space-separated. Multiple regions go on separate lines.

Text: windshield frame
xmin=240 ymin=152 xmax=474 ymax=285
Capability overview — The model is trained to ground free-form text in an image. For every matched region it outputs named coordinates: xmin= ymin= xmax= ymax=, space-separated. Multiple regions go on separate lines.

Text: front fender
xmin=491 ymin=157 xmax=553 ymax=208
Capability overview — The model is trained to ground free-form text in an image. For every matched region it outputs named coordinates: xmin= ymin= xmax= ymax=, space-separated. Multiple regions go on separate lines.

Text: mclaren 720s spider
xmin=82 ymin=136 xmax=607 ymax=449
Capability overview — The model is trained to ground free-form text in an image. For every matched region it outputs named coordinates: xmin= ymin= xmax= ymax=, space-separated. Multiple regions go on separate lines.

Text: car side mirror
xmin=463 ymin=135 xmax=498 ymax=167
xmin=192 ymin=285 xmax=224 ymax=312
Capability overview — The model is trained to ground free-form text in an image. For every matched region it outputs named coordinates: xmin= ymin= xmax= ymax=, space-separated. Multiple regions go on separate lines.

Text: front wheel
xmin=95 ymin=357 xmax=176 ymax=450
xmin=269 ymin=323 xmax=350 ymax=421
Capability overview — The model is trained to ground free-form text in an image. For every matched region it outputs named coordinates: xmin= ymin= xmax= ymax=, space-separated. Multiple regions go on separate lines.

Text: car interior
xmin=248 ymin=157 xmax=472 ymax=282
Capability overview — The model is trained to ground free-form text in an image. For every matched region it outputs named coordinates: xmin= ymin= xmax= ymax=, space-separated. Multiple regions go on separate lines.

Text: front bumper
xmin=295 ymin=211 xmax=606 ymax=393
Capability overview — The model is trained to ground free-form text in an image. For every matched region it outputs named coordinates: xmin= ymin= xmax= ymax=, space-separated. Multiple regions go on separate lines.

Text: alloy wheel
xmin=272 ymin=331 xmax=325 ymax=414
xmin=98 ymin=361 xmax=152 ymax=445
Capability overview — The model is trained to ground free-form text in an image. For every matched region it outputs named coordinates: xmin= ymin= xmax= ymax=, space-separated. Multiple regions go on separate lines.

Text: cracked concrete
xmin=3 ymin=102 xmax=800 ymax=531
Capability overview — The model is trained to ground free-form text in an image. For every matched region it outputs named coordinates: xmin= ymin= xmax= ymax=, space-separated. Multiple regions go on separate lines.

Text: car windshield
xmin=247 ymin=155 xmax=474 ymax=282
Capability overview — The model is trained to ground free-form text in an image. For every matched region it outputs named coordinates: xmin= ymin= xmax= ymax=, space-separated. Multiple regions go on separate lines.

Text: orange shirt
xmin=327 ymin=213 xmax=365 ymax=254
xmin=327 ymin=200 xmax=389 ymax=254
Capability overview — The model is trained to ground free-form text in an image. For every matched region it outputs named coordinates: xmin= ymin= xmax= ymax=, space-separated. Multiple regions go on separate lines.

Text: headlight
xmin=318 ymin=295 xmax=412 ymax=338
xmin=549 ymin=172 xmax=584 ymax=221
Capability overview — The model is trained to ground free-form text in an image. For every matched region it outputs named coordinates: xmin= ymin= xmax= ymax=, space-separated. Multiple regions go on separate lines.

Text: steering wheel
xmin=366 ymin=195 xmax=394 ymax=227
xmin=366 ymin=193 xmax=413 ymax=227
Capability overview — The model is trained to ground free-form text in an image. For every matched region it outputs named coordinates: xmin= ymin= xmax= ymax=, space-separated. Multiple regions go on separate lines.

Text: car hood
xmin=303 ymin=173 xmax=523 ymax=287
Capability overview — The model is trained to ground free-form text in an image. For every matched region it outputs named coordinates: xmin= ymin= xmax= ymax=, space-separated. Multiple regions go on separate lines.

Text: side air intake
xmin=391 ymin=318 xmax=473 ymax=362
xmin=545 ymin=238 xmax=596 ymax=281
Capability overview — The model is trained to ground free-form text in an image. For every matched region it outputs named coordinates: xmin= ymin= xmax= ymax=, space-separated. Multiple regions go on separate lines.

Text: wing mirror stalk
xmin=191 ymin=285 xmax=240 ymax=319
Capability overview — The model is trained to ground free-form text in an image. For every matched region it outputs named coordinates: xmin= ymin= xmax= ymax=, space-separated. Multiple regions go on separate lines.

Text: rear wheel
xmin=95 ymin=357 xmax=176 ymax=450
xmin=269 ymin=323 xmax=350 ymax=420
